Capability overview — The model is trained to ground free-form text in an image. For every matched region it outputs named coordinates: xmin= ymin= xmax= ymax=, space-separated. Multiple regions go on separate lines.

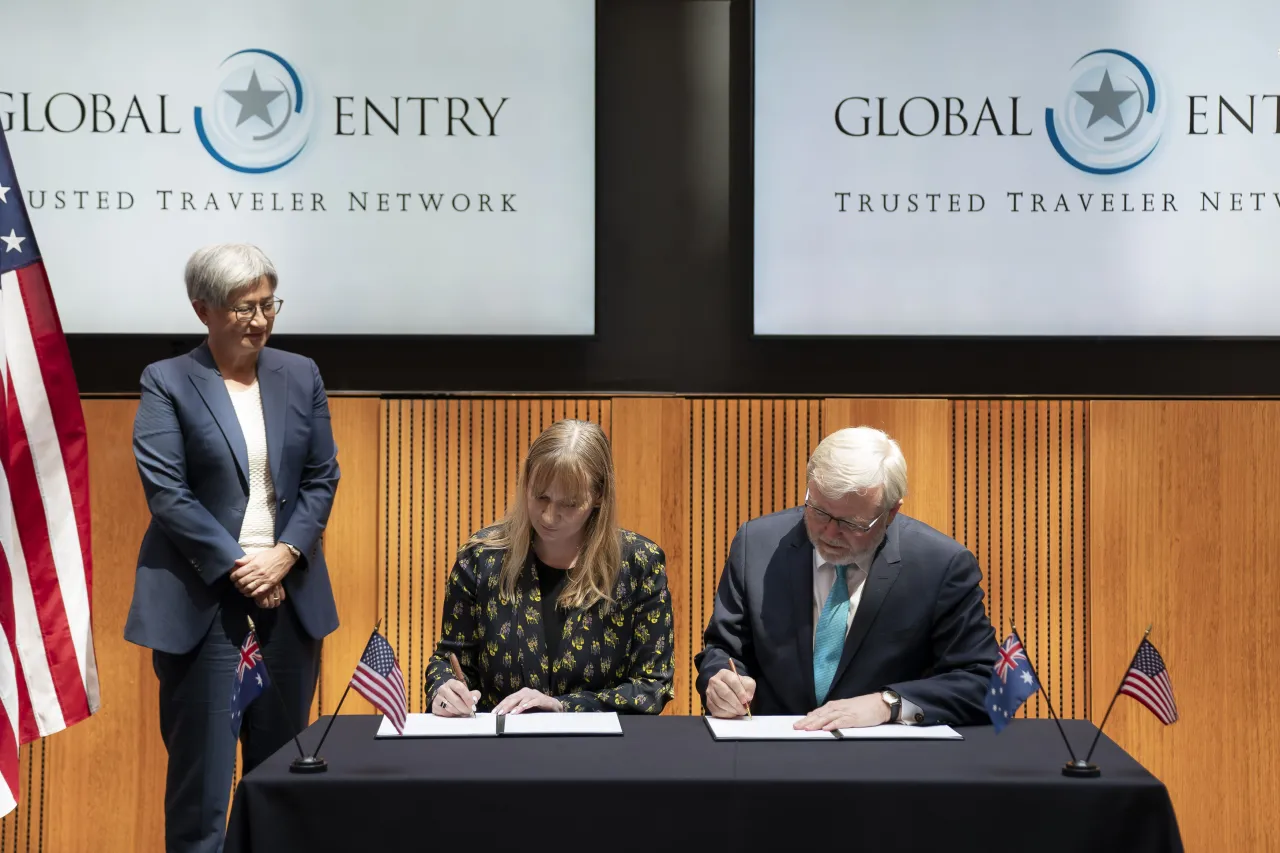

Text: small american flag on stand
xmin=351 ymin=632 xmax=408 ymax=734
xmin=1120 ymin=639 xmax=1178 ymax=725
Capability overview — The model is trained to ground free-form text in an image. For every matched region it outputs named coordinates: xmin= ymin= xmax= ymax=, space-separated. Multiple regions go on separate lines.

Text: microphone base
xmin=289 ymin=755 xmax=328 ymax=774
xmin=1062 ymin=759 xmax=1100 ymax=778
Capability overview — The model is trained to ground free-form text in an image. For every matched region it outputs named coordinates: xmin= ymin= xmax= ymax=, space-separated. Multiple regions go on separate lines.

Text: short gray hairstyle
xmin=184 ymin=243 xmax=278 ymax=307
xmin=806 ymin=426 xmax=908 ymax=509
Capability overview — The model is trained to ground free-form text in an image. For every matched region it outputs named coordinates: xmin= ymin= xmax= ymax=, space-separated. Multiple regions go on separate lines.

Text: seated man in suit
xmin=696 ymin=426 xmax=997 ymax=729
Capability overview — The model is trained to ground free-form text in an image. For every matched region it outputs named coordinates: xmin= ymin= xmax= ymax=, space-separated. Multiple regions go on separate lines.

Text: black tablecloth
xmin=225 ymin=716 xmax=1181 ymax=853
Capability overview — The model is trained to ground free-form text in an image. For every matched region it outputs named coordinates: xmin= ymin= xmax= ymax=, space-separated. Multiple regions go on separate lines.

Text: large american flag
xmin=350 ymin=632 xmax=407 ymax=734
xmin=1120 ymin=639 xmax=1178 ymax=725
xmin=0 ymin=126 xmax=100 ymax=817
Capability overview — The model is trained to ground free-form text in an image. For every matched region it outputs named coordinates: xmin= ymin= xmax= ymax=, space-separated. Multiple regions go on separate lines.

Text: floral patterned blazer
xmin=425 ymin=528 xmax=675 ymax=714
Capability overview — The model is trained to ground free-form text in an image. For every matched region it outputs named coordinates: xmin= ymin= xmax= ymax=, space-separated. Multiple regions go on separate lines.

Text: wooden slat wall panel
xmin=313 ymin=398 xmax=383 ymax=718
xmin=45 ymin=394 xmax=1266 ymax=853
xmin=1091 ymin=402 xmax=1280 ymax=853
xmin=0 ymin=744 xmax=49 ymax=853
xmin=379 ymin=400 xmax=610 ymax=713
xmin=30 ymin=399 xmax=163 ymax=853
xmin=685 ymin=400 xmax=822 ymax=715
xmin=953 ymin=401 xmax=1089 ymax=722
xmin=822 ymin=399 xmax=951 ymax=533
xmin=11 ymin=398 xmax=384 ymax=853
xmin=610 ymin=399 xmax=690 ymax=715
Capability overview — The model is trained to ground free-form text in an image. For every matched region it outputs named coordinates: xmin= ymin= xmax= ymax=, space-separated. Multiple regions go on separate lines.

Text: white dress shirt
xmin=812 ymin=548 xmax=924 ymax=724
xmin=228 ymin=381 xmax=278 ymax=555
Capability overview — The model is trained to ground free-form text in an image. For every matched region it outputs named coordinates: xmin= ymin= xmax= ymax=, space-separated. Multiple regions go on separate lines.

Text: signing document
xmin=377 ymin=712 xmax=624 ymax=738
xmin=704 ymin=716 xmax=962 ymax=741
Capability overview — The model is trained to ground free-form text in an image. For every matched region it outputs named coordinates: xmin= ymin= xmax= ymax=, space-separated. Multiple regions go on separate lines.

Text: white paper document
xmin=377 ymin=712 xmax=623 ymax=738
xmin=502 ymin=712 xmax=622 ymax=736
xmin=704 ymin=716 xmax=840 ymax=740
xmin=377 ymin=713 xmax=498 ymax=738
xmin=835 ymin=723 xmax=962 ymax=740
xmin=703 ymin=716 xmax=963 ymax=741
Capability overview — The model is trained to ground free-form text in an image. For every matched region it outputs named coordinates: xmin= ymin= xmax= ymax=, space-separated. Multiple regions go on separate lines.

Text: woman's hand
xmin=253 ymin=584 xmax=286 ymax=609
xmin=231 ymin=544 xmax=297 ymax=597
xmin=494 ymin=688 xmax=563 ymax=715
xmin=432 ymin=680 xmax=481 ymax=717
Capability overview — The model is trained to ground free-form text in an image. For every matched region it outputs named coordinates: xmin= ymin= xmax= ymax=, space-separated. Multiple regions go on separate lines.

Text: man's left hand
xmin=230 ymin=544 xmax=298 ymax=598
xmin=794 ymin=693 xmax=891 ymax=731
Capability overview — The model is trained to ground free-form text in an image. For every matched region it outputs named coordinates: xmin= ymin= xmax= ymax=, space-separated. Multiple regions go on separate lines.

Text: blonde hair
xmin=469 ymin=420 xmax=622 ymax=609
xmin=807 ymin=426 xmax=908 ymax=509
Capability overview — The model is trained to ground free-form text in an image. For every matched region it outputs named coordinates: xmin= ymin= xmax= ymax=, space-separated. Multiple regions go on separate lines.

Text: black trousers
xmin=153 ymin=595 xmax=320 ymax=853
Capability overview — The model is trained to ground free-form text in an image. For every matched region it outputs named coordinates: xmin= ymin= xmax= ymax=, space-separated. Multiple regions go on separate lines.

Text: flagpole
xmin=309 ymin=619 xmax=384 ymax=761
xmin=245 ymin=615 xmax=307 ymax=761
xmin=1010 ymin=622 xmax=1089 ymax=776
xmin=1085 ymin=623 xmax=1152 ymax=764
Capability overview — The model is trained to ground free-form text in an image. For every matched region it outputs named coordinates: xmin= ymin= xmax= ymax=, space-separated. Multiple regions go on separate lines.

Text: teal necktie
xmin=812 ymin=564 xmax=850 ymax=704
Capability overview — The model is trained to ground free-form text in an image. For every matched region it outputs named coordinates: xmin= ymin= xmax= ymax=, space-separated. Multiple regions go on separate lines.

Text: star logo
xmin=1045 ymin=49 xmax=1163 ymax=175
xmin=225 ymin=70 xmax=285 ymax=128
xmin=194 ymin=49 xmax=312 ymax=174
xmin=1 ymin=229 xmax=25 ymax=253
xmin=1076 ymin=70 xmax=1137 ymax=129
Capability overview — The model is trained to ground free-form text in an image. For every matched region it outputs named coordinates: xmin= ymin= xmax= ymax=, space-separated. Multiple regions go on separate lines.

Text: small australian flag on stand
xmin=988 ymin=633 xmax=1038 ymax=733
xmin=230 ymin=629 xmax=270 ymax=736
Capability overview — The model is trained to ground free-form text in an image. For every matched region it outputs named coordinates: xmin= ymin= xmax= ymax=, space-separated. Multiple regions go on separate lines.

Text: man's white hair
xmin=806 ymin=426 xmax=908 ymax=509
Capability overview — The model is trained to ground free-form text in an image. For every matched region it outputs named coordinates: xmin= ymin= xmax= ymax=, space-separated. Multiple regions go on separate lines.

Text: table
xmin=225 ymin=716 xmax=1182 ymax=853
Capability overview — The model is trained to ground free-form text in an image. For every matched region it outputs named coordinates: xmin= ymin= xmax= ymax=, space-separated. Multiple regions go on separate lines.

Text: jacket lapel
xmin=830 ymin=519 xmax=903 ymax=690
xmin=256 ymin=349 xmax=288 ymax=489
xmin=785 ymin=520 xmax=819 ymax=710
xmin=187 ymin=344 xmax=249 ymax=489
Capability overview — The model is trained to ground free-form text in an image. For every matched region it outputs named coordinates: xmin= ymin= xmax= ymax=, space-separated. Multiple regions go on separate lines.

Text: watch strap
xmin=884 ymin=690 xmax=902 ymax=723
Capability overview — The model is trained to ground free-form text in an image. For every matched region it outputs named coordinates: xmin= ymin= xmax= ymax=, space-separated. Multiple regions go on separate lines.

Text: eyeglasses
xmin=804 ymin=501 xmax=887 ymax=535
xmin=229 ymin=297 xmax=283 ymax=322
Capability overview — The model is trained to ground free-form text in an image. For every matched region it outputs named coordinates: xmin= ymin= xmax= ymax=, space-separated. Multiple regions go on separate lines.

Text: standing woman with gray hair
xmin=125 ymin=244 xmax=340 ymax=853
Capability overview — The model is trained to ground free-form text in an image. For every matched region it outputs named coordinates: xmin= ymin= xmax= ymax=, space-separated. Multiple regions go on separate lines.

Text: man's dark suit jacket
xmin=695 ymin=507 xmax=998 ymax=725
xmin=124 ymin=343 xmax=340 ymax=654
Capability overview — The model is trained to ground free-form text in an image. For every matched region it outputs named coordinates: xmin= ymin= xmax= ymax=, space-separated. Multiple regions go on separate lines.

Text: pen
xmin=728 ymin=659 xmax=751 ymax=719
xmin=448 ymin=652 xmax=475 ymax=718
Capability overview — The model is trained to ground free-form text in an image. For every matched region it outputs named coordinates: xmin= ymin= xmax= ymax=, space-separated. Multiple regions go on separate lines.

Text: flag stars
xmin=0 ymin=184 xmax=10 ymax=203
xmin=1 ymin=229 xmax=25 ymax=253
xmin=1020 ymin=671 xmax=1034 ymax=685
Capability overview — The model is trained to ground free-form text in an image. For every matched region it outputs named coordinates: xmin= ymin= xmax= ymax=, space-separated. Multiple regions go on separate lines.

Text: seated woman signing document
xmin=425 ymin=420 xmax=675 ymax=716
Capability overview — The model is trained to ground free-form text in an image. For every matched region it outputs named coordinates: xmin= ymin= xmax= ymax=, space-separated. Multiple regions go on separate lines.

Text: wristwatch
xmin=881 ymin=689 xmax=902 ymax=723
xmin=281 ymin=542 xmax=301 ymax=560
